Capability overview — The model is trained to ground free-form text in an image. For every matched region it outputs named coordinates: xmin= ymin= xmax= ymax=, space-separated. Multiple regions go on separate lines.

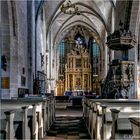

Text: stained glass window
xmin=76 ymin=37 xmax=83 ymax=45
xmin=58 ymin=40 xmax=65 ymax=80
xmin=75 ymin=33 xmax=86 ymax=47
xmin=92 ymin=41 xmax=100 ymax=75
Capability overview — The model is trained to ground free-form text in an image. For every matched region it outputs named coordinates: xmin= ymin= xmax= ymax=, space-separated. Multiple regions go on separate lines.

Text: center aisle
xmin=44 ymin=106 xmax=91 ymax=140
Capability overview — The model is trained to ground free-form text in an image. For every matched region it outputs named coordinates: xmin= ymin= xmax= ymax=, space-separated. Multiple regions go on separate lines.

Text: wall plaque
xmin=1 ymin=77 xmax=10 ymax=89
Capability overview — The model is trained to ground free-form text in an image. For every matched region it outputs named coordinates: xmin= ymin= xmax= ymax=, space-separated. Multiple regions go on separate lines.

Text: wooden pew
xmin=100 ymin=102 xmax=139 ymax=140
xmin=129 ymin=118 xmax=140 ymax=140
xmin=110 ymin=109 xmax=140 ymax=140
xmin=4 ymin=110 xmax=15 ymax=139
xmin=83 ymin=98 xmax=108 ymax=139
xmin=83 ymin=98 xmax=140 ymax=140
xmin=0 ymin=97 xmax=55 ymax=140
xmin=84 ymin=99 xmax=113 ymax=139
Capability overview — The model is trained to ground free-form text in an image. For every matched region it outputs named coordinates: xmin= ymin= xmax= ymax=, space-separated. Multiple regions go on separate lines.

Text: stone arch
xmin=45 ymin=0 xmax=115 ymax=39
xmin=53 ymin=21 xmax=100 ymax=51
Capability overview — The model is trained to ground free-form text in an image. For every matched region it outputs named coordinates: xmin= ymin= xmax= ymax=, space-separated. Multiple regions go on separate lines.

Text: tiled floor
xmin=44 ymin=106 xmax=91 ymax=140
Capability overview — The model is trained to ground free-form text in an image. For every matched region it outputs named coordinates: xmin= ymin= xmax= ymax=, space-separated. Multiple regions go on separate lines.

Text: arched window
xmin=92 ymin=40 xmax=100 ymax=75
xmin=88 ymin=38 xmax=100 ymax=75
xmin=76 ymin=37 xmax=83 ymax=45
xmin=58 ymin=40 xmax=65 ymax=80
xmin=74 ymin=33 xmax=86 ymax=47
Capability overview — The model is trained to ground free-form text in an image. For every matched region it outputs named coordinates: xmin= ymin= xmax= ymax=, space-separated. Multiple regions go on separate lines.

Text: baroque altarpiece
xmin=65 ymin=45 xmax=92 ymax=91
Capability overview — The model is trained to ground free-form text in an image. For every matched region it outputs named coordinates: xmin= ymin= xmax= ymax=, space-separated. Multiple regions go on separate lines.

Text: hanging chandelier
xmin=60 ymin=0 xmax=80 ymax=15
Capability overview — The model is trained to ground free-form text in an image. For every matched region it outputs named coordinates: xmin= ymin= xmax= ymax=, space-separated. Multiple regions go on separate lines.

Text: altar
xmin=65 ymin=45 xmax=92 ymax=91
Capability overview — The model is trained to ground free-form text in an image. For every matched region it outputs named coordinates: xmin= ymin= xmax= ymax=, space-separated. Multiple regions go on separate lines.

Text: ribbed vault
xmin=44 ymin=0 xmax=115 ymax=50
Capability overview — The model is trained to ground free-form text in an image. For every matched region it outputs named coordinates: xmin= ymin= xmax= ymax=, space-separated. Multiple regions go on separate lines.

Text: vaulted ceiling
xmin=44 ymin=0 xmax=116 ymax=50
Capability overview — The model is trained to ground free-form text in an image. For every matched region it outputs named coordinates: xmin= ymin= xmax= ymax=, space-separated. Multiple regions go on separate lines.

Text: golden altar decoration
xmin=65 ymin=45 xmax=92 ymax=91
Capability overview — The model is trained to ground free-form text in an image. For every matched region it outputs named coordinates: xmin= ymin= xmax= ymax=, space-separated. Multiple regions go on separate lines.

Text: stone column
xmin=22 ymin=106 xmax=28 ymax=140
xmin=4 ymin=111 xmax=15 ymax=139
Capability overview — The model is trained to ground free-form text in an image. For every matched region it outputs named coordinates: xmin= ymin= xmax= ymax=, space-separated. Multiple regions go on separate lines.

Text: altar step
xmin=44 ymin=106 xmax=91 ymax=140
xmin=44 ymin=116 xmax=91 ymax=140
